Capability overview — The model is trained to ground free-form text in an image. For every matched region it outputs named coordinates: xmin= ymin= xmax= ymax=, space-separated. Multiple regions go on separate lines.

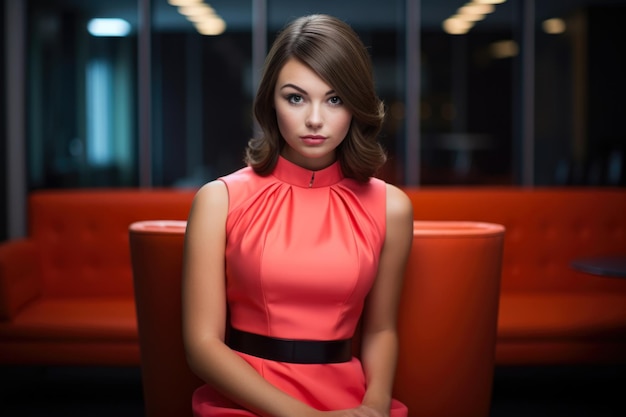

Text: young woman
xmin=182 ymin=14 xmax=413 ymax=417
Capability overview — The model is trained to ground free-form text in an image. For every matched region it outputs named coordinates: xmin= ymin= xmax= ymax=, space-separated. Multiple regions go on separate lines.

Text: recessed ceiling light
xmin=87 ymin=18 xmax=131 ymax=37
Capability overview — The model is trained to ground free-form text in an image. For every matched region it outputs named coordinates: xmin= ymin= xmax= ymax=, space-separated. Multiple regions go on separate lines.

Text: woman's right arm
xmin=182 ymin=180 xmax=319 ymax=417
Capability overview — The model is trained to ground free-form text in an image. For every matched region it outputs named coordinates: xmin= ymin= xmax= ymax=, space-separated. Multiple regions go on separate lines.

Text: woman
xmin=182 ymin=14 xmax=413 ymax=417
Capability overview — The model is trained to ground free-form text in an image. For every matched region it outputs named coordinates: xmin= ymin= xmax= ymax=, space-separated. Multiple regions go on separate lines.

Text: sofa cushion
xmin=0 ymin=240 xmax=43 ymax=320
xmin=0 ymin=298 xmax=137 ymax=342
xmin=498 ymin=293 xmax=626 ymax=341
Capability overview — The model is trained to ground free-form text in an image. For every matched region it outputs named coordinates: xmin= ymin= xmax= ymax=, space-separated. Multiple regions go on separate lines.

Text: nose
xmin=305 ymin=103 xmax=323 ymax=129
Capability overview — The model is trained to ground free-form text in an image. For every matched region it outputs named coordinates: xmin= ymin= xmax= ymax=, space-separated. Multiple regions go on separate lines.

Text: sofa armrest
xmin=0 ymin=239 xmax=43 ymax=320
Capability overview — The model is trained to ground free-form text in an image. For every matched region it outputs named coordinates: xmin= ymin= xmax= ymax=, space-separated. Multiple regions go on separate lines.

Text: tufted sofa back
xmin=404 ymin=187 xmax=626 ymax=293
xmin=25 ymin=187 xmax=626 ymax=297
xmin=28 ymin=189 xmax=196 ymax=298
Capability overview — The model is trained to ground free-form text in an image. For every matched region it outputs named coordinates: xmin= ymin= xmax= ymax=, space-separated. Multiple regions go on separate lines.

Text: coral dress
xmin=192 ymin=157 xmax=407 ymax=417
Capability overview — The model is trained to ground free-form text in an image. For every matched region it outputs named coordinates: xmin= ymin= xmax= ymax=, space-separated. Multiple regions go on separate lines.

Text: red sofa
xmin=0 ymin=189 xmax=195 ymax=365
xmin=1 ymin=187 xmax=625 ymax=366
xmin=403 ymin=187 xmax=626 ymax=365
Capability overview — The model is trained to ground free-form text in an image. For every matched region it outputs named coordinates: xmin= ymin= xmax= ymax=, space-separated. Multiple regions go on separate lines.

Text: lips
xmin=300 ymin=135 xmax=327 ymax=145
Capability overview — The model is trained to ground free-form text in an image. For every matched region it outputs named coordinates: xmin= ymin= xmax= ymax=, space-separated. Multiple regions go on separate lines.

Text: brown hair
xmin=245 ymin=14 xmax=386 ymax=182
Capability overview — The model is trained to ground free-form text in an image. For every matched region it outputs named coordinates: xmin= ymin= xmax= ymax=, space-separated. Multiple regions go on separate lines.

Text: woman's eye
xmin=287 ymin=94 xmax=303 ymax=104
xmin=329 ymin=96 xmax=343 ymax=105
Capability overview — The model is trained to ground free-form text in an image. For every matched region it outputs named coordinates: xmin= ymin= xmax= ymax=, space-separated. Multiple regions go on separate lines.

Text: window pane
xmin=535 ymin=0 xmax=626 ymax=186
xmin=28 ymin=0 xmax=138 ymax=188
xmin=24 ymin=1 xmax=624 ymax=190
xmin=421 ymin=0 xmax=515 ymax=185
xmin=152 ymin=0 xmax=253 ymax=187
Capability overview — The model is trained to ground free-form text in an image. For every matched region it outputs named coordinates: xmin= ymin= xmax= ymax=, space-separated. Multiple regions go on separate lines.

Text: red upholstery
xmin=129 ymin=221 xmax=203 ymax=417
xmin=0 ymin=189 xmax=195 ymax=365
xmin=1 ymin=187 xmax=624 ymax=367
xmin=128 ymin=220 xmax=504 ymax=417
xmin=394 ymin=221 xmax=504 ymax=417
xmin=0 ymin=239 xmax=42 ymax=319
xmin=404 ymin=187 xmax=626 ymax=364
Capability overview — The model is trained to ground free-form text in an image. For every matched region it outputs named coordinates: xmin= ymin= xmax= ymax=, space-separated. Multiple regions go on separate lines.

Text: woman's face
xmin=274 ymin=58 xmax=352 ymax=171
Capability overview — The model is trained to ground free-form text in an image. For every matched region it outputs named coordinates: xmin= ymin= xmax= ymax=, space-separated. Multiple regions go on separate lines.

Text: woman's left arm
xmin=359 ymin=184 xmax=414 ymax=417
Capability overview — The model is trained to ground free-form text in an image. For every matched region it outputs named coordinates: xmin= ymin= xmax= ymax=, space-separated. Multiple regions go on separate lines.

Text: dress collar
xmin=272 ymin=156 xmax=344 ymax=188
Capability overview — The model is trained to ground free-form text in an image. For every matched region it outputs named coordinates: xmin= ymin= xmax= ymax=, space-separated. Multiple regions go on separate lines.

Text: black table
xmin=570 ymin=256 xmax=626 ymax=278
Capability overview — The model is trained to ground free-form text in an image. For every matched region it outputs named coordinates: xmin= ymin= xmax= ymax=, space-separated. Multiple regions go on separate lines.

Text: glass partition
xmin=27 ymin=0 xmax=138 ymax=188
xmin=420 ymin=0 xmax=516 ymax=185
xmin=534 ymin=0 xmax=626 ymax=186
xmin=151 ymin=0 xmax=253 ymax=187
xmin=21 ymin=0 xmax=626 ymax=189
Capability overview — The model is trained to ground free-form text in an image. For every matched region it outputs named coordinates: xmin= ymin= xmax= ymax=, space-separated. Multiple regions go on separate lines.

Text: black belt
xmin=227 ymin=327 xmax=352 ymax=364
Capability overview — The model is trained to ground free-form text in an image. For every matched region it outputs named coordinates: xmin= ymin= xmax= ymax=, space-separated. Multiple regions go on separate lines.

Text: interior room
xmin=1 ymin=0 xmax=625 ymax=416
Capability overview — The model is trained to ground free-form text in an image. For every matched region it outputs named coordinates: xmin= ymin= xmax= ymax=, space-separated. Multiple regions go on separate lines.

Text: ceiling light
xmin=459 ymin=4 xmax=495 ymax=15
xmin=179 ymin=3 xmax=215 ymax=18
xmin=543 ymin=18 xmax=566 ymax=34
xmin=472 ymin=0 xmax=506 ymax=4
xmin=183 ymin=6 xmax=217 ymax=23
xmin=87 ymin=18 xmax=131 ymax=37
xmin=443 ymin=18 xmax=474 ymax=35
xmin=168 ymin=0 xmax=203 ymax=6
xmin=194 ymin=16 xmax=226 ymax=36
xmin=453 ymin=13 xmax=486 ymax=22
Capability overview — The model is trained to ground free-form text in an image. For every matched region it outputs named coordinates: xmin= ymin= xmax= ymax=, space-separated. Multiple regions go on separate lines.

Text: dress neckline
xmin=272 ymin=156 xmax=344 ymax=188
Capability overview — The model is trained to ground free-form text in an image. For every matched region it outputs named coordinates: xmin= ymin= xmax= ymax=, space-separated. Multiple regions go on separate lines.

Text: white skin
xmin=182 ymin=57 xmax=414 ymax=417
xmin=275 ymin=58 xmax=351 ymax=170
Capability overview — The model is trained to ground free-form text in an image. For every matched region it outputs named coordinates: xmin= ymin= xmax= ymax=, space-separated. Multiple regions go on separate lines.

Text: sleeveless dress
xmin=192 ymin=156 xmax=408 ymax=417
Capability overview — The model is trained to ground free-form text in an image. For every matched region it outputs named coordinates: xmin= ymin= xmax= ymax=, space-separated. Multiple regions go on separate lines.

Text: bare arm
xmin=358 ymin=184 xmax=414 ymax=417
xmin=181 ymin=180 xmax=321 ymax=417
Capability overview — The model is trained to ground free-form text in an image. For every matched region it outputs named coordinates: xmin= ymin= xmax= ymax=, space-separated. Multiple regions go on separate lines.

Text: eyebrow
xmin=280 ymin=83 xmax=335 ymax=96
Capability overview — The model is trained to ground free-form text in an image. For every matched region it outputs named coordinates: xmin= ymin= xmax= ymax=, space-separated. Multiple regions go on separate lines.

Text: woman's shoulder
xmin=384 ymin=183 xmax=414 ymax=221
xmin=342 ymin=177 xmax=409 ymax=210
xmin=191 ymin=179 xmax=228 ymax=210
xmin=221 ymin=164 xmax=272 ymax=189
xmin=219 ymin=165 xmax=256 ymax=184
xmin=191 ymin=165 xmax=254 ymax=208
xmin=205 ymin=165 xmax=276 ymax=215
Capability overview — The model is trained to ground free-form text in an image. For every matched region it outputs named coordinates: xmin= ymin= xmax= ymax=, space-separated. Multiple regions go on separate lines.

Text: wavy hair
xmin=245 ymin=14 xmax=386 ymax=182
